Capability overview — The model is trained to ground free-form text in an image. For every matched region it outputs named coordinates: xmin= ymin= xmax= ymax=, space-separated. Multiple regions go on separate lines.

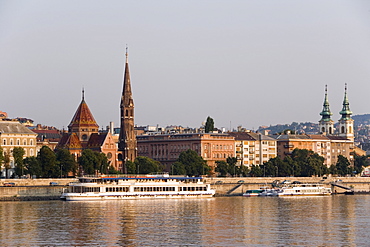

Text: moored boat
xmin=277 ymin=183 xmax=332 ymax=197
xmin=61 ymin=173 xmax=215 ymax=201
xmin=243 ymin=189 xmax=263 ymax=197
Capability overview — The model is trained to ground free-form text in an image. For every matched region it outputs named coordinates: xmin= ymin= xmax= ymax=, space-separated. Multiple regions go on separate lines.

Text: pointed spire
xmin=82 ymin=87 xmax=85 ymax=101
xmin=340 ymin=83 xmax=353 ymax=120
xmin=320 ymin=85 xmax=333 ymax=121
xmin=125 ymin=45 xmax=129 ymax=64
xmin=121 ymin=46 xmax=133 ymax=106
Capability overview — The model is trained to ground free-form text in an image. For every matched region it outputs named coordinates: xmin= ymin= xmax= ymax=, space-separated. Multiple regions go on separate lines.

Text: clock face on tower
xmin=82 ymin=134 xmax=88 ymax=140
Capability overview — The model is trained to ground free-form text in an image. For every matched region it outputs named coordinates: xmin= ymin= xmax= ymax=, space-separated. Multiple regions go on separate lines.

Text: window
xmin=3 ymin=139 xmax=6 ymax=145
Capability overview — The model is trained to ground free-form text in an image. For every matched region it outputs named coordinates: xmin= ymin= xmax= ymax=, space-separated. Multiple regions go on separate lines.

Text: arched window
xmin=10 ymin=139 xmax=13 ymax=145
xmin=30 ymin=140 xmax=33 ymax=145
xmin=3 ymin=139 xmax=6 ymax=145
xmin=329 ymin=127 xmax=332 ymax=134
xmin=349 ymin=126 xmax=353 ymax=134
xmin=321 ymin=127 xmax=325 ymax=133
xmin=17 ymin=139 xmax=20 ymax=145
xmin=341 ymin=126 xmax=345 ymax=134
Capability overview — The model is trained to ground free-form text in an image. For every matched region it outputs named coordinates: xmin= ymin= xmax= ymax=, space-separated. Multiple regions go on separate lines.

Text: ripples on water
xmin=0 ymin=196 xmax=369 ymax=246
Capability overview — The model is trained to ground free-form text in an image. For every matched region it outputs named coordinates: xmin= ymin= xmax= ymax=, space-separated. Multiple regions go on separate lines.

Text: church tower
xmin=338 ymin=84 xmax=354 ymax=142
xmin=319 ymin=85 xmax=334 ymax=135
xmin=118 ymin=48 xmax=137 ymax=170
xmin=68 ymin=89 xmax=99 ymax=147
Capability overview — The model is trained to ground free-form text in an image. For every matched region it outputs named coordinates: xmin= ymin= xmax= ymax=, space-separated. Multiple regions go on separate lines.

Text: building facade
xmin=137 ymin=133 xmax=235 ymax=171
xmin=228 ymin=131 xmax=277 ymax=167
xmin=0 ymin=121 xmax=37 ymax=177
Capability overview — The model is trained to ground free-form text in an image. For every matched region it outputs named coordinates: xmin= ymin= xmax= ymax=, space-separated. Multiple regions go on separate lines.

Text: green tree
xmin=239 ymin=165 xmax=250 ymax=177
xmin=38 ymin=146 xmax=58 ymax=177
xmin=56 ymin=149 xmax=78 ymax=177
xmin=354 ymin=154 xmax=368 ymax=175
xmin=177 ymin=149 xmax=210 ymax=176
xmin=13 ymin=147 xmax=25 ymax=177
xmin=249 ymin=165 xmax=263 ymax=177
xmin=24 ymin=156 xmax=42 ymax=177
xmin=172 ymin=161 xmax=186 ymax=175
xmin=108 ymin=165 xmax=120 ymax=174
xmin=79 ymin=149 xmax=98 ymax=175
xmin=0 ymin=147 xmax=4 ymax=171
xmin=95 ymin=152 xmax=109 ymax=174
xmin=3 ymin=153 xmax=11 ymax=179
xmin=205 ymin=116 xmax=214 ymax=133
xmin=125 ymin=160 xmax=136 ymax=174
xmin=134 ymin=156 xmax=163 ymax=174
xmin=215 ymin=161 xmax=228 ymax=177
xmin=336 ymin=155 xmax=351 ymax=176
xmin=226 ymin=157 xmax=238 ymax=177
xmin=283 ymin=156 xmax=300 ymax=176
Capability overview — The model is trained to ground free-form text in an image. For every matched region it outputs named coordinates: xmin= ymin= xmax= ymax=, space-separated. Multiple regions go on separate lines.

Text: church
xmin=57 ymin=48 xmax=137 ymax=172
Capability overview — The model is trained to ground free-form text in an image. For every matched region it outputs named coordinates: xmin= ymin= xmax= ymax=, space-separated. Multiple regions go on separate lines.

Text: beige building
xmin=137 ymin=133 xmax=235 ymax=171
xmin=228 ymin=132 xmax=277 ymax=167
xmin=272 ymin=134 xmax=354 ymax=166
xmin=0 ymin=121 xmax=37 ymax=177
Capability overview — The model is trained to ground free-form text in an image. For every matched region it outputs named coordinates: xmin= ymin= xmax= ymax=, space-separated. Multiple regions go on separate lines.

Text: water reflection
xmin=0 ymin=196 xmax=369 ymax=246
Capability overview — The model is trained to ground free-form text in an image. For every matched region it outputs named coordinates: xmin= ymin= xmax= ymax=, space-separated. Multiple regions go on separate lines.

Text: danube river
xmin=0 ymin=195 xmax=368 ymax=246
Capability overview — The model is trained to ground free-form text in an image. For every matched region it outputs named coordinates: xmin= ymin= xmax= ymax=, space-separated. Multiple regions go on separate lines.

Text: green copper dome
xmin=320 ymin=85 xmax=333 ymax=121
xmin=339 ymin=84 xmax=353 ymax=120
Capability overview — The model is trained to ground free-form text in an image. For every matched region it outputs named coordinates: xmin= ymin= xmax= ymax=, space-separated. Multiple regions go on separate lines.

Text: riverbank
xmin=0 ymin=176 xmax=369 ymax=201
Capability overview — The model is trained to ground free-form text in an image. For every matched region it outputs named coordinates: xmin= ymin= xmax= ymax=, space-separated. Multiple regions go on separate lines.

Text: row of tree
xmin=1 ymin=145 xmax=369 ymax=178
xmin=249 ymin=149 xmax=368 ymax=177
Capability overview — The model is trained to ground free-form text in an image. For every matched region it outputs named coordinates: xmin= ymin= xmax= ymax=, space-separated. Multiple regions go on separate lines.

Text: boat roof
xmin=79 ymin=176 xmax=203 ymax=181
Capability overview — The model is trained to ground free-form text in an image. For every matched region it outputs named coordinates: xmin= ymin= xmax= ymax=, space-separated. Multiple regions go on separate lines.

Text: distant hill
xmin=352 ymin=114 xmax=370 ymax=126
xmin=258 ymin=114 xmax=370 ymax=135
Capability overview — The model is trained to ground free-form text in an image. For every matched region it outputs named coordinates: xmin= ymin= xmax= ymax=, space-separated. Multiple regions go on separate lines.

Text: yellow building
xmin=0 ymin=120 xmax=37 ymax=177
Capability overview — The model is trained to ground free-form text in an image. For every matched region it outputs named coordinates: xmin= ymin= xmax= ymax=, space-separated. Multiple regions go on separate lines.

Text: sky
xmin=1 ymin=1 xmax=370 ymax=131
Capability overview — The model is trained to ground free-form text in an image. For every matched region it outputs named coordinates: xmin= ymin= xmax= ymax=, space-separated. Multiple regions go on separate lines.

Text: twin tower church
xmin=57 ymin=50 xmax=137 ymax=172
xmin=319 ymin=84 xmax=354 ymax=142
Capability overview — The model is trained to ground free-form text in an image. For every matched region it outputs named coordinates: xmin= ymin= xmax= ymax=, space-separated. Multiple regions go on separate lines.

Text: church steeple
xmin=118 ymin=47 xmax=137 ymax=171
xmin=338 ymin=84 xmax=354 ymax=141
xmin=339 ymin=83 xmax=353 ymax=120
xmin=319 ymin=85 xmax=334 ymax=135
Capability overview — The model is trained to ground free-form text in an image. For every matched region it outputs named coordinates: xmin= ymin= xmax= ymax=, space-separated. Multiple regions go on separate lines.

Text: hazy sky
xmin=1 ymin=1 xmax=370 ymax=131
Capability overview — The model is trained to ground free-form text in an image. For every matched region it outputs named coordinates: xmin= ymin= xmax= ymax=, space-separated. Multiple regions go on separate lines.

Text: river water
xmin=0 ymin=195 xmax=368 ymax=246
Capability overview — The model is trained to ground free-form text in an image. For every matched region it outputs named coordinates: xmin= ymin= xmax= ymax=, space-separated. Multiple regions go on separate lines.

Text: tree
xmin=215 ymin=161 xmax=228 ymax=177
xmin=56 ymin=149 xmax=78 ymax=177
xmin=336 ymin=155 xmax=351 ymax=176
xmin=249 ymin=165 xmax=263 ymax=177
xmin=79 ymin=149 xmax=98 ymax=175
xmin=0 ymin=147 xmax=4 ymax=170
xmin=13 ymin=147 xmax=25 ymax=177
xmin=125 ymin=160 xmax=136 ymax=174
xmin=176 ymin=149 xmax=210 ymax=176
xmin=205 ymin=116 xmax=214 ymax=133
xmin=354 ymin=154 xmax=368 ymax=175
xmin=24 ymin=156 xmax=42 ymax=177
xmin=226 ymin=157 xmax=238 ymax=177
xmin=38 ymin=146 xmax=58 ymax=177
xmin=3 ymin=153 xmax=11 ymax=179
xmin=172 ymin=161 xmax=186 ymax=175
xmin=134 ymin=156 xmax=163 ymax=174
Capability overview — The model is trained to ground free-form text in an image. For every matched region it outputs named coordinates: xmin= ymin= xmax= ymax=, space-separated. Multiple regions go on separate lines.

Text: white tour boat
xmin=277 ymin=183 xmax=332 ymax=197
xmin=61 ymin=174 xmax=215 ymax=201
